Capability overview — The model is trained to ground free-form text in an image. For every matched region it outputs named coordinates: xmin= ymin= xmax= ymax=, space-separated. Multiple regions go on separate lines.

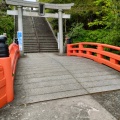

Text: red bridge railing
xmin=0 ymin=43 xmax=20 ymax=108
xmin=67 ymin=42 xmax=120 ymax=72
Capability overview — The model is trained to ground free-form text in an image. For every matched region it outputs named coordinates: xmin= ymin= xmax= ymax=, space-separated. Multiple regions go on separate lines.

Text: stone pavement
xmin=92 ymin=90 xmax=120 ymax=120
xmin=0 ymin=53 xmax=120 ymax=120
xmin=0 ymin=95 xmax=117 ymax=120
xmin=14 ymin=53 xmax=120 ymax=105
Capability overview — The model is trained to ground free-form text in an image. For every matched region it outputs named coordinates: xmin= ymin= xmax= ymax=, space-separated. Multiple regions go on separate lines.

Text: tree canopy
xmin=0 ymin=0 xmax=120 ymax=46
xmin=0 ymin=0 xmax=14 ymax=44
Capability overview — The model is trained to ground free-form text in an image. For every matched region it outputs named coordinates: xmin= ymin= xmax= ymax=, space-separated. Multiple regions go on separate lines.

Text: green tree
xmin=0 ymin=0 xmax=14 ymax=44
xmin=88 ymin=0 xmax=120 ymax=29
xmin=38 ymin=0 xmax=120 ymax=46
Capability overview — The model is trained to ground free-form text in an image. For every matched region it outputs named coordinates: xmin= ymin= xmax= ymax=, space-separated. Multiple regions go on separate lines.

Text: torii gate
xmin=6 ymin=0 xmax=74 ymax=55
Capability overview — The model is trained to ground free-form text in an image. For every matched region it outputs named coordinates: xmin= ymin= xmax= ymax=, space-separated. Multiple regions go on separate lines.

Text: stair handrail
xmin=31 ymin=16 xmax=40 ymax=52
xmin=46 ymin=18 xmax=58 ymax=42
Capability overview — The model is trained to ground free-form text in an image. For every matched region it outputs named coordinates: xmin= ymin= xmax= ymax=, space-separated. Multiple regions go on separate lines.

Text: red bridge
xmin=0 ymin=42 xmax=120 ymax=109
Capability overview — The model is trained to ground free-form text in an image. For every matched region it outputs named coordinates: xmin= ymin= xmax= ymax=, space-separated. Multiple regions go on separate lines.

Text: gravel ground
xmin=92 ymin=90 xmax=120 ymax=120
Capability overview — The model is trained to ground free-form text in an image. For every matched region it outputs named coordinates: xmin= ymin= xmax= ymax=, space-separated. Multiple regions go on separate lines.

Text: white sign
xmin=17 ymin=31 xmax=23 ymax=51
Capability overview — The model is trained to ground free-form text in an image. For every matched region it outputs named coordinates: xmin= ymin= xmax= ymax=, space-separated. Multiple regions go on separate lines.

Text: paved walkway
xmin=0 ymin=53 xmax=120 ymax=120
xmin=13 ymin=53 xmax=120 ymax=105
xmin=0 ymin=95 xmax=116 ymax=120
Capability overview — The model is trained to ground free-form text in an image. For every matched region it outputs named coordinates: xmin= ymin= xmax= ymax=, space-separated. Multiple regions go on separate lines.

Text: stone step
xmin=23 ymin=24 xmax=33 ymax=26
xmin=24 ymin=50 xmax=39 ymax=53
xmin=24 ymin=45 xmax=57 ymax=49
xmin=24 ymin=37 xmax=55 ymax=40
xmin=24 ymin=38 xmax=37 ymax=41
xmin=24 ymin=44 xmax=57 ymax=49
xmin=40 ymin=43 xmax=57 ymax=45
xmin=24 ymin=32 xmax=35 ymax=35
xmin=37 ymin=34 xmax=54 ymax=37
xmin=24 ymin=47 xmax=38 ymax=49
xmin=23 ymin=28 xmax=34 ymax=30
xmin=24 ymin=43 xmax=38 ymax=44
xmin=39 ymin=50 xmax=58 ymax=52
xmin=39 ymin=37 xmax=57 ymax=39
xmin=24 ymin=35 xmax=36 ymax=37
xmin=39 ymin=47 xmax=58 ymax=50
xmin=24 ymin=49 xmax=58 ymax=53
xmin=24 ymin=43 xmax=57 ymax=46
xmin=40 ymin=47 xmax=58 ymax=49
xmin=24 ymin=48 xmax=39 ymax=51
xmin=24 ymin=39 xmax=57 ymax=43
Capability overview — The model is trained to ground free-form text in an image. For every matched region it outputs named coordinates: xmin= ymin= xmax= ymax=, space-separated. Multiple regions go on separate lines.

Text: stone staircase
xmin=33 ymin=17 xmax=58 ymax=52
xmin=15 ymin=16 xmax=58 ymax=53
xmin=23 ymin=16 xmax=39 ymax=53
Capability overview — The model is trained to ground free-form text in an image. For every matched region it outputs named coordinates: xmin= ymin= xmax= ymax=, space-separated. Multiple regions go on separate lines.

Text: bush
xmin=7 ymin=38 xmax=13 ymax=45
xmin=68 ymin=23 xmax=120 ymax=47
xmin=0 ymin=1 xmax=14 ymax=45
xmin=68 ymin=23 xmax=88 ymax=43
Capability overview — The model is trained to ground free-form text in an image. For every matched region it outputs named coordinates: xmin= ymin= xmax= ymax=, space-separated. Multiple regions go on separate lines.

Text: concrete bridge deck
xmin=14 ymin=53 xmax=120 ymax=105
xmin=0 ymin=53 xmax=120 ymax=120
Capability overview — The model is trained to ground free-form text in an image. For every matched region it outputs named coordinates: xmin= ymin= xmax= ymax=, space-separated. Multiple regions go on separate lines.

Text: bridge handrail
xmin=0 ymin=43 xmax=20 ymax=108
xmin=9 ymin=43 xmax=20 ymax=76
xmin=0 ymin=65 xmax=7 ymax=108
xmin=67 ymin=42 xmax=120 ymax=71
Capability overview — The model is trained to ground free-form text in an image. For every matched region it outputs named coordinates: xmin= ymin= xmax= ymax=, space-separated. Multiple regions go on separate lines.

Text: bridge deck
xmin=14 ymin=53 xmax=120 ymax=105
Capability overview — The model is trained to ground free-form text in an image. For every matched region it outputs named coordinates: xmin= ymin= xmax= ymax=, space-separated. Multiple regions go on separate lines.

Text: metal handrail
xmin=31 ymin=16 xmax=40 ymax=52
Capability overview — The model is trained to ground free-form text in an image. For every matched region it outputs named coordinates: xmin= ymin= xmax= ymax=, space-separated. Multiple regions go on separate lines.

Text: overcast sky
xmin=24 ymin=0 xmax=36 ymax=2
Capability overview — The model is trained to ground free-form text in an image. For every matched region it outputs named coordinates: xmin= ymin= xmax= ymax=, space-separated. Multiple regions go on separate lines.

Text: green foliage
xmin=0 ymin=0 xmax=119 ymax=47
xmin=0 ymin=15 xmax=14 ymax=36
xmin=0 ymin=0 xmax=14 ymax=45
xmin=39 ymin=0 xmax=96 ymax=31
xmin=65 ymin=0 xmax=120 ymax=47
xmin=68 ymin=23 xmax=120 ymax=47
xmin=68 ymin=23 xmax=87 ymax=42
xmin=88 ymin=0 xmax=119 ymax=29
